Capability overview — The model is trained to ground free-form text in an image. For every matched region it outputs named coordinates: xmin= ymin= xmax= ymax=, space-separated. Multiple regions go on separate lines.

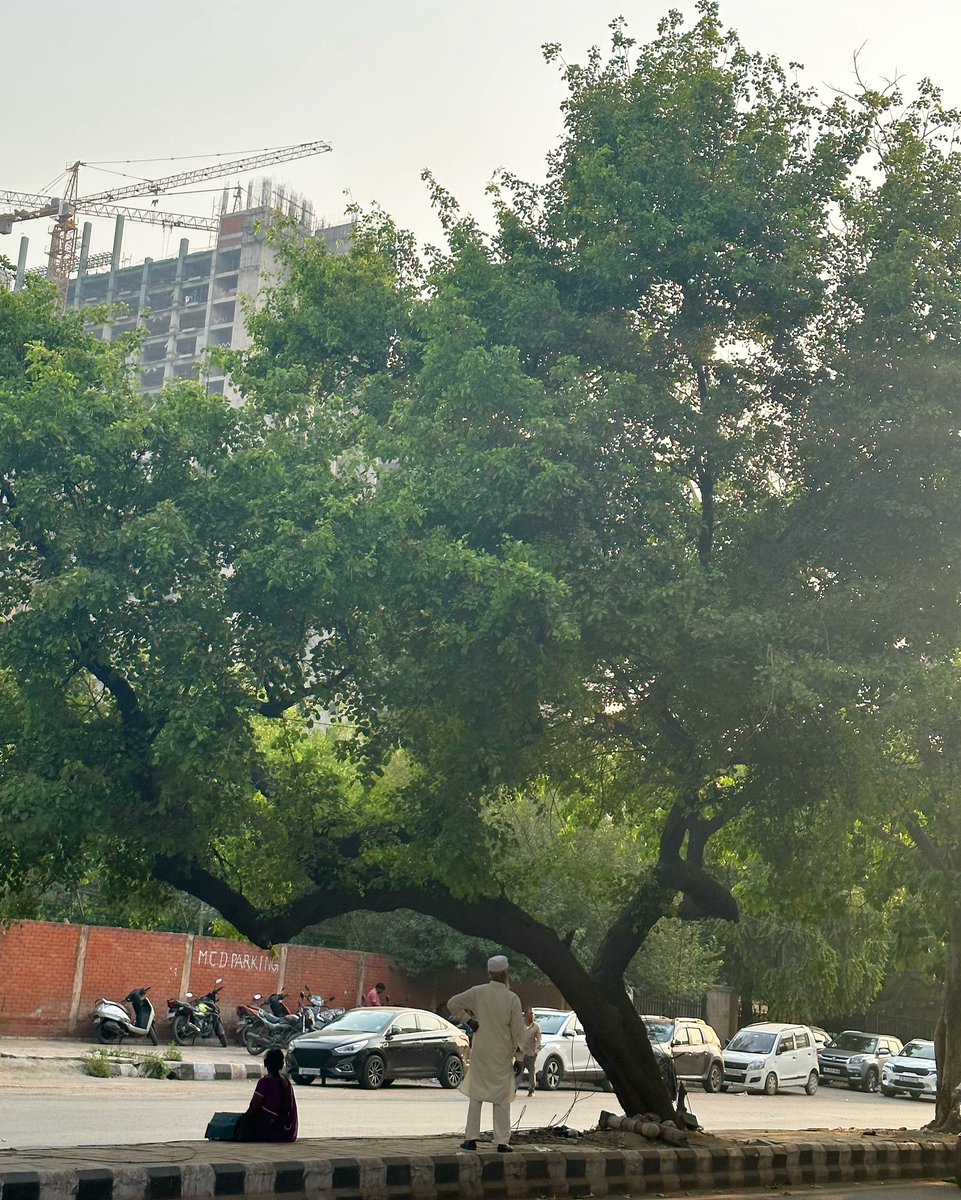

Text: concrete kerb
xmin=0 ymin=1132 xmax=956 ymax=1200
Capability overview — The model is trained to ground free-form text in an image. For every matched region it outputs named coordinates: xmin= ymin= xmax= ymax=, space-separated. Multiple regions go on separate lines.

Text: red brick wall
xmin=0 ymin=921 xmax=81 ymax=1032
xmin=80 ymin=926 xmax=186 ymax=1026
xmin=0 ymin=920 xmax=552 ymax=1039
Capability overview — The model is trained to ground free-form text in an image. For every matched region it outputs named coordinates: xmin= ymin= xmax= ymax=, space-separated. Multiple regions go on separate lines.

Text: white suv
xmin=722 ymin=1022 xmax=819 ymax=1095
xmin=530 ymin=1008 xmax=606 ymax=1090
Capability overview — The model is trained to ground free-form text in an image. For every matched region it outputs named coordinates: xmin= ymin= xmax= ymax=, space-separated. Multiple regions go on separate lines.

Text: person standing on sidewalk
xmin=448 ymin=954 xmax=527 ymax=1153
xmin=366 ymin=982 xmax=389 ymax=1005
xmin=519 ymin=1008 xmax=542 ymax=1095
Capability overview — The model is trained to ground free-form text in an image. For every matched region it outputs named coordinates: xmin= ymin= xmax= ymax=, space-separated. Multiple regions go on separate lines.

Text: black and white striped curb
xmin=166 ymin=1063 xmax=262 ymax=1082
xmin=0 ymin=1137 xmax=955 ymax=1200
xmin=100 ymin=1061 xmax=261 ymax=1080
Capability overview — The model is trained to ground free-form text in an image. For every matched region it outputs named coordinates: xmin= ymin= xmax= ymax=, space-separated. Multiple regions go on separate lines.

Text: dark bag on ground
xmin=205 ymin=1111 xmax=248 ymax=1141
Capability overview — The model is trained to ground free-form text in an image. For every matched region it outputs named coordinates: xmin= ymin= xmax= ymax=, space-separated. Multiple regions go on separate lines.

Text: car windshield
xmin=828 ymin=1032 xmax=877 ymax=1053
xmin=901 ymin=1040 xmax=936 ymax=1059
xmin=535 ymin=1013 xmax=568 ymax=1035
xmin=727 ymin=1030 xmax=776 ymax=1054
xmin=644 ymin=1021 xmax=674 ymax=1044
xmin=320 ymin=1009 xmax=395 ymax=1035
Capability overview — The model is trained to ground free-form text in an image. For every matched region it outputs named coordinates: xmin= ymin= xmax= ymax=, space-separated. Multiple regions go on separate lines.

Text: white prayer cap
xmin=487 ymin=955 xmax=510 ymax=973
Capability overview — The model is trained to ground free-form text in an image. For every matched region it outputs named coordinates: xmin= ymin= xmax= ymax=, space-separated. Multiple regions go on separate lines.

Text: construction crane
xmin=0 ymin=139 xmax=332 ymax=301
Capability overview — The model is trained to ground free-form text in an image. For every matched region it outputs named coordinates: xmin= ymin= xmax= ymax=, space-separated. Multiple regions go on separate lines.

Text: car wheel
xmin=805 ymin=1070 xmax=818 ymax=1095
xmin=704 ymin=1063 xmax=723 ymax=1093
xmin=720 ymin=1083 xmax=729 ymax=1093
xmin=881 ymin=1085 xmax=897 ymax=1097
xmin=289 ymin=1070 xmax=312 ymax=1086
xmin=172 ymin=1014 xmax=196 ymax=1046
xmin=862 ymin=1068 xmax=879 ymax=1093
xmin=540 ymin=1056 xmax=564 ymax=1091
xmin=763 ymin=1072 xmax=778 ymax=1096
xmin=438 ymin=1053 xmax=463 ymax=1089
xmin=359 ymin=1053 xmax=387 ymax=1089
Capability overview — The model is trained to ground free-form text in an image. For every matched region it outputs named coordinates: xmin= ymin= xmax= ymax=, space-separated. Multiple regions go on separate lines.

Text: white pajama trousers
xmin=466 ymin=1098 xmax=511 ymax=1145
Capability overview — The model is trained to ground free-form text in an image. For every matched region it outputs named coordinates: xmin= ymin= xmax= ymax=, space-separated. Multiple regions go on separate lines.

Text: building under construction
xmin=48 ymin=187 xmax=350 ymax=396
xmin=2 ymin=144 xmax=347 ymax=396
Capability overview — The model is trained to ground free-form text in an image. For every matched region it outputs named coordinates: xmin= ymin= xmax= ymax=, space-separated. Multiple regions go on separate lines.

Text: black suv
xmin=817 ymin=1029 xmax=903 ymax=1092
xmin=643 ymin=1016 xmax=724 ymax=1092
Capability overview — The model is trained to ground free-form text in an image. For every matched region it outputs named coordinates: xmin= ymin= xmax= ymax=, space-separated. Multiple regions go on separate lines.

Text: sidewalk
xmin=0 ymin=1036 xmax=262 ymax=1081
xmin=0 ymin=1128 xmax=955 ymax=1200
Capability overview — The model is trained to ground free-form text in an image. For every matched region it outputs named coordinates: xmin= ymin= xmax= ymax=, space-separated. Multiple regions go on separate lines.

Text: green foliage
xmin=82 ymin=1050 xmax=117 ymax=1077
xmin=138 ymin=1053 xmax=171 ymax=1079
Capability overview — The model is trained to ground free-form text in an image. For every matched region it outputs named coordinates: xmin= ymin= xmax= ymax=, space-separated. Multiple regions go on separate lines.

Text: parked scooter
xmin=168 ymin=978 xmax=227 ymax=1047
xmin=91 ymin=986 xmax=160 ymax=1046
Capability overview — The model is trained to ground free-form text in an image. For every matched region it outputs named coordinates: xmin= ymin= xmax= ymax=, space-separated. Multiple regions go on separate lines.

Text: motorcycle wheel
xmin=97 ymin=1023 xmax=120 ymax=1045
xmin=214 ymin=1018 xmax=227 ymax=1048
xmin=172 ymin=1013 xmax=196 ymax=1046
xmin=148 ymin=1025 xmax=160 ymax=1046
xmin=244 ymin=1026 xmax=270 ymax=1055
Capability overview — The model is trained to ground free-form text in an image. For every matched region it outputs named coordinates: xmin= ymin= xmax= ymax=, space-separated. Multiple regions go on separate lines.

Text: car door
xmin=417 ymin=1011 xmax=453 ymax=1075
xmin=775 ymin=1032 xmax=799 ymax=1084
xmin=565 ymin=1016 xmax=592 ymax=1074
xmin=384 ymin=1012 xmax=428 ymax=1076
xmin=671 ymin=1025 xmax=694 ymax=1078
xmin=684 ymin=1026 xmax=709 ymax=1079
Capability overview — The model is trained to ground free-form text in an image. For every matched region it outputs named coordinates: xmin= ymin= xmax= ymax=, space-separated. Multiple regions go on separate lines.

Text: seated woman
xmin=242 ymin=1048 xmax=298 ymax=1142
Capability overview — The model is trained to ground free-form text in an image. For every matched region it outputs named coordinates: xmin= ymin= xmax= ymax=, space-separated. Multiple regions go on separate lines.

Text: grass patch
xmin=82 ymin=1050 xmax=116 ymax=1077
xmin=138 ymin=1053 xmax=171 ymax=1079
xmin=163 ymin=1044 xmax=183 ymax=1061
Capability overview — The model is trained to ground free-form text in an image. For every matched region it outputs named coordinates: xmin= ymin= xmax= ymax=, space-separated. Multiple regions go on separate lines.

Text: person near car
xmin=366 ymin=982 xmax=389 ymax=1006
xmin=240 ymin=1048 xmax=298 ymax=1142
xmin=448 ymin=954 xmax=527 ymax=1153
xmin=519 ymin=1008 xmax=542 ymax=1095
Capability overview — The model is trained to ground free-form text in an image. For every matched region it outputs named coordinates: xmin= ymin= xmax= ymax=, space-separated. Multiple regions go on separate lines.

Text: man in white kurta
xmin=448 ymin=955 xmax=527 ymax=1152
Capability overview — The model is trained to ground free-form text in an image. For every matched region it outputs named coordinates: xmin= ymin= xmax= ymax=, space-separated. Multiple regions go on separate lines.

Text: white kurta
xmin=448 ymin=980 xmax=527 ymax=1104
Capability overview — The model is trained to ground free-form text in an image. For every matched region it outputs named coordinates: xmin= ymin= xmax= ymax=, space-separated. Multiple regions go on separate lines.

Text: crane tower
xmin=0 ymin=140 xmax=332 ymax=302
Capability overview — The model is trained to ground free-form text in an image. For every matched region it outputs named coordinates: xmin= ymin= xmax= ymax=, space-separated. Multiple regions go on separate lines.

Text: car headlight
xmin=333 ymin=1040 xmax=369 ymax=1055
xmin=847 ymin=1056 xmax=865 ymax=1066
xmin=747 ymin=1059 xmax=765 ymax=1070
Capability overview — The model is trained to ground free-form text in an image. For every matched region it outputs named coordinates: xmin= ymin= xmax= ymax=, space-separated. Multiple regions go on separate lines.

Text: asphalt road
xmin=0 ymin=1053 xmax=939 ymax=1149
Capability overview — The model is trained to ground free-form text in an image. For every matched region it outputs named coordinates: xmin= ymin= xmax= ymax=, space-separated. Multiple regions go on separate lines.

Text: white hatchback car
xmin=722 ymin=1022 xmax=819 ymax=1095
xmin=530 ymin=1008 xmax=606 ymax=1091
xmin=881 ymin=1039 xmax=937 ymax=1100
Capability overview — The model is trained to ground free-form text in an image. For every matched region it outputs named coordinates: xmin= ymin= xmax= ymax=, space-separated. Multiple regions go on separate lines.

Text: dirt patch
xmin=509 ymin=1125 xmax=956 ymax=1152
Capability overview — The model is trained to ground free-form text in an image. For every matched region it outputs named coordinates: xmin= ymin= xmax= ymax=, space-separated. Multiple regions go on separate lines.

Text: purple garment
xmin=246 ymin=1073 xmax=298 ymax=1142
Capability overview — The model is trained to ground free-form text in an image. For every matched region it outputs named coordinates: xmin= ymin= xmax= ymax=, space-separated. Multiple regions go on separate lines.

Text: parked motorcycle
xmin=242 ymin=988 xmax=342 ymax=1055
xmin=234 ymin=993 xmax=268 ymax=1045
xmin=168 ymin=978 xmax=227 ymax=1047
xmin=91 ymin=986 xmax=160 ymax=1046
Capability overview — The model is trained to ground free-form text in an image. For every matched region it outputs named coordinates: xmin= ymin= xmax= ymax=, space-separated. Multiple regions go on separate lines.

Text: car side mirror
xmin=878 ymin=1048 xmax=889 ymax=1056
xmin=563 ymin=1029 xmax=576 ymax=1037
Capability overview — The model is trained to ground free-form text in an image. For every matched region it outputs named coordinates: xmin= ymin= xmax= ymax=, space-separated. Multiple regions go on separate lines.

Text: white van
xmin=722 ymin=1022 xmax=819 ymax=1095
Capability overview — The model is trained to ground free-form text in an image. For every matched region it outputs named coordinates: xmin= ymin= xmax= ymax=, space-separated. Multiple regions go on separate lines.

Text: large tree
xmin=4 ymin=6 xmax=961 ymax=1120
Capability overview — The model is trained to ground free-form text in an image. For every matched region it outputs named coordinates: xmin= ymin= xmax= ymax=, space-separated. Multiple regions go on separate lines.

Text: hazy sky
xmin=3 ymin=0 xmax=960 ymax=271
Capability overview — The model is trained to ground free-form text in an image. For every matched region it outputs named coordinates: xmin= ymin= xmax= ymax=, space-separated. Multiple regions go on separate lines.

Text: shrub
xmin=82 ymin=1050 xmax=115 ymax=1078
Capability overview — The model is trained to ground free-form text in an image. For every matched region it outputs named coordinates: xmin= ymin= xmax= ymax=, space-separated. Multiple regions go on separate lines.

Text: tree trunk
xmin=930 ymin=907 xmax=961 ymax=1130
